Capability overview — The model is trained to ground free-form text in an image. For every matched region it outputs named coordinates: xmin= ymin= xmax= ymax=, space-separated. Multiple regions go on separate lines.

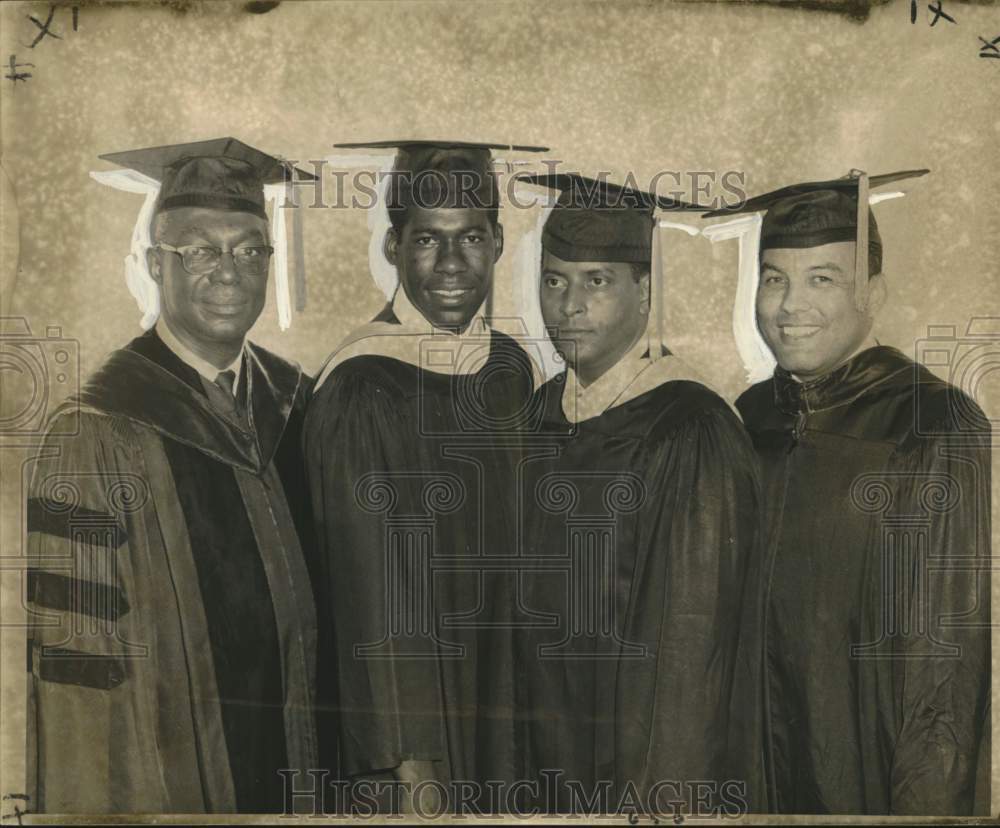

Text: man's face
xmin=385 ymin=206 xmax=502 ymax=330
xmin=756 ymin=241 xmax=883 ymax=380
xmin=149 ymin=207 xmax=270 ymax=350
xmin=539 ymin=250 xmax=649 ymax=384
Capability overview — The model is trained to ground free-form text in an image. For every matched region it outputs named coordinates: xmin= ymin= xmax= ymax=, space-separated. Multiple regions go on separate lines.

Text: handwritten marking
xmin=928 ymin=0 xmax=956 ymax=27
xmin=27 ymin=6 xmax=62 ymax=48
xmin=1 ymin=794 xmax=30 ymax=826
xmin=911 ymin=0 xmax=957 ymax=27
xmin=4 ymin=54 xmax=34 ymax=83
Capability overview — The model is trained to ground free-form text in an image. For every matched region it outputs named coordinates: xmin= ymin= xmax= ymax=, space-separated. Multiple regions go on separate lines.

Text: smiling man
xmin=756 ymin=237 xmax=885 ymax=378
xmin=303 ymin=140 xmax=542 ymax=812
xmin=518 ymin=174 xmax=761 ymax=814
xmin=717 ymin=172 xmax=991 ymax=815
xmin=24 ymin=139 xmax=321 ymax=814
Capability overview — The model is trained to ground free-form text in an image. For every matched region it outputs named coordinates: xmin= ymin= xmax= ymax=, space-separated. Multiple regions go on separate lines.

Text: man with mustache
xmin=303 ymin=140 xmax=543 ymax=811
xmin=519 ymin=174 xmax=761 ymax=814
xmin=25 ymin=139 xmax=322 ymax=813
xmin=713 ymin=171 xmax=990 ymax=814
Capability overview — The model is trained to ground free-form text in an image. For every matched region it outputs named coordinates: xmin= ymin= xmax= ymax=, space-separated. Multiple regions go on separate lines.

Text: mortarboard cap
xmin=705 ymin=169 xmax=929 ymax=308
xmin=520 ymin=172 xmax=706 ymax=264
xmin=335 ymin=139 xmax=549 ymax=214
xmin=100 ymin=137 xmax=317 ymax=219
xmin=336 ymin=138 xmax=550 ymax=167
xmin=704 ymin=169 xmax=928 ymax=220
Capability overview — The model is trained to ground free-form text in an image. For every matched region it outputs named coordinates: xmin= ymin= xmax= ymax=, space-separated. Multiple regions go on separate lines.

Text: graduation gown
xmin=25 ymin=329 xmax=320 ymax=814
xmin=303 ymin=298 xmax=536 ymax=799
xmin=519 ymin=345 xmax=762 ymax=813
xmin=736 ymin=345 xmax=991 ymax=815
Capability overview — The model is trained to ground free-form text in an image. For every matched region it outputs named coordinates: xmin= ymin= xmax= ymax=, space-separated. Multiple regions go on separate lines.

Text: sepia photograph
xmin=0 ymin=0 xmax=997 ymax=822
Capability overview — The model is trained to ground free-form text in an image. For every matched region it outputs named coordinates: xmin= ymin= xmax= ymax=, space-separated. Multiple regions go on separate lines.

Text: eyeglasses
xmin=154 ymin=243 xmax=274 ymax=276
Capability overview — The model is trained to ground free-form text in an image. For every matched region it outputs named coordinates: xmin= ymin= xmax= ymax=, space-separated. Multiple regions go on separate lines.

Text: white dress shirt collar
xmin=155 ymin=319 xmax=244 ymax=395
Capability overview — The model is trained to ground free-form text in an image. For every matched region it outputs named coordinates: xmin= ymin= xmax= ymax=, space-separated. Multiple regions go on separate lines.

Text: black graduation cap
xmin=519 ymin=172 xmax=707 ymax=264
xmin=100 ymin=137 xmax=317 ymax=219
xmin=335 ymin=139 xmax=550 ymax=153
xmin=335 ymin=139 xmax=550 ymax=213
xmin=704 ymin=169 xmax=929 ymax=308
xmin=703 ymin=169 xmax=928 ymax=221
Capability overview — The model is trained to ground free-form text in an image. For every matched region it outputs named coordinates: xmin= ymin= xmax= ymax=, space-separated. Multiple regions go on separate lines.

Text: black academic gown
xmin=26 ymin=329 xmax=320 ymax=814
xmin=303 ymin=309 xmax=536 ymax=807
xmin=519 ymin=370 xmax=762 ymax=815
xmin=737 ymin=345 xmax=991 ymax=815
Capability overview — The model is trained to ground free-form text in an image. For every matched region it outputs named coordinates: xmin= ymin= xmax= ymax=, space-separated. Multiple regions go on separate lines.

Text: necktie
xmin=204 ymin=369 xmax=241 ymax=422
xmin=215 ymin=369 xmax=237 ymax=399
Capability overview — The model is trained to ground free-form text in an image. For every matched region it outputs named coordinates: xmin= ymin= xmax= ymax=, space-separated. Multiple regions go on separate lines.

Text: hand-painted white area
xmin=649 ymin=219 xmax=701 ymax=363
xmin=326 ymin=153 xmax=397 ymax=301
xmin=90 ymin=169 xmax=162 ymax=330
xmin=702 ymin=213 xmax=775 ymax=383
xmin=512 ymin=185 xmax=561 ymax=380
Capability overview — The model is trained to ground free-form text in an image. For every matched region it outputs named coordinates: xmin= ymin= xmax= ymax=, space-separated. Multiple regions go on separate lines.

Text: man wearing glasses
xmin=24 ymin=139 xmax=323 ymax=814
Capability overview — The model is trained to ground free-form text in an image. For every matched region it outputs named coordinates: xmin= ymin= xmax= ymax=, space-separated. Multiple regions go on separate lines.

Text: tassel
xmin=851 ymin=169 xmax=870 ymax=311
xmin=264 ymin=182 xmax=291 ymax=330
xmin=648 ymin=218 xmax=664 ymax=362
xmin=291 ymin=183 xmax=307 ymax=312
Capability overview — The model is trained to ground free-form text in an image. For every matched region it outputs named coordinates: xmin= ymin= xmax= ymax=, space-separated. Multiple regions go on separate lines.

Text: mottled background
xmin=2 ymin=0 xmax=999 ymax=400
xmin=1 ymin=0 xmax=998 ymax=815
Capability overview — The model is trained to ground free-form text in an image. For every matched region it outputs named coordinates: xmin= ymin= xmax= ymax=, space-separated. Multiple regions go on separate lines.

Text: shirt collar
xmin=562 ymin=335 xmax=651 ymax=424
xmin=155 ymin=319 xmax=244 ymax=395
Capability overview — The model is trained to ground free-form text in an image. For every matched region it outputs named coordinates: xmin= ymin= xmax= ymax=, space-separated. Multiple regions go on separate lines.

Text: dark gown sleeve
xmin=614 ymin=403 xmax=762 ymax=805
xmin=25 ymin=411 xmax=156 ymax=812
xmin=887 ymin=421 xmax=991 ymax=815
xmin=303 ymin=364 xmax=447 ymax=778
